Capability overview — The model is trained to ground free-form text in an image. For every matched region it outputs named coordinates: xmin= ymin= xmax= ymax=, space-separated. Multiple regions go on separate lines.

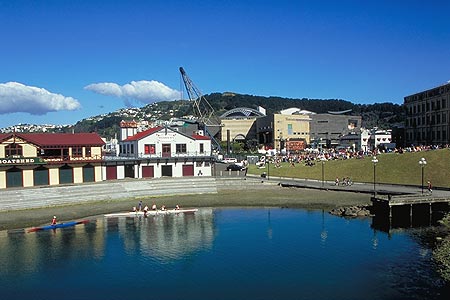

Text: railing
xmin=116 ymin=151 xmax=212 ymax=159
xmin=41 ymin=155 xmax=104 ymax=164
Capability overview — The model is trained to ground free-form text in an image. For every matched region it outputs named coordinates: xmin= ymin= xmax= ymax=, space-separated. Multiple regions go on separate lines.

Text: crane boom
xmin=179 ymin=67 xmax=222 ymax=152
xmin=179 ymin=67 xmax=220 ymax=126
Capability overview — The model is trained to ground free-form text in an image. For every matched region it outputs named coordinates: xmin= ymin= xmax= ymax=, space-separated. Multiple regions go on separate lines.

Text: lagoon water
xmin=1 ymin=208 xmax=449 ymax=300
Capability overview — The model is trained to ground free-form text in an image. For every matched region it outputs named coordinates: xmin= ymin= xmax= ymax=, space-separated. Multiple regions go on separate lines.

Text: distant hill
xmin=3 ymin=93 xmax=405 ymax=139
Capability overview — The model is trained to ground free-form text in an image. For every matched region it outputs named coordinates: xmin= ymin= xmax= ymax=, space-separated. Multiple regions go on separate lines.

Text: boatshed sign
xmin=0 ymin=157 xmax=47 ymax=166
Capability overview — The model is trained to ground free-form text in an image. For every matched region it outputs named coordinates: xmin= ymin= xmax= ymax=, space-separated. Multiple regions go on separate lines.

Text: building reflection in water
xmin=0 ymin=220 xmax=104 ymax=275
xmin=0 ymin=208 xmax=214 ymax=275
xmin=105 ymin=208 xmax=214 ymax=261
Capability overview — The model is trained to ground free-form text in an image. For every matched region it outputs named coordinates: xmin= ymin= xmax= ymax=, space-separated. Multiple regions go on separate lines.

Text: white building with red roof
xmin=0 ymin=132 xmax=105 ymax=189
xmin=102 ymin=124 xmax=213 ymax=179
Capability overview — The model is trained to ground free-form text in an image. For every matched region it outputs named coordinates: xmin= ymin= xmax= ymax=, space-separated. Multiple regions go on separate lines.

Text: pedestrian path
xmin=0 ymin=177 xmax=218 ymax=212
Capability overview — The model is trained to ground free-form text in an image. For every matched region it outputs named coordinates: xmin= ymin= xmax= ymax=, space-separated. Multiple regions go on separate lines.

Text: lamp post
xmin=321 ymin=157 xmax=326 ymax=188
xmin=371 ymin=156 xmax=378 ymax=197
xmin=419 ymin=157 xmax=427 ymax=194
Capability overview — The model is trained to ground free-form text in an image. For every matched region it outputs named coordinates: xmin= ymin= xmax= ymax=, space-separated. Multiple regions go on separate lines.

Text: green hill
xmin=72 ymin=92 xmax=405 ymax=138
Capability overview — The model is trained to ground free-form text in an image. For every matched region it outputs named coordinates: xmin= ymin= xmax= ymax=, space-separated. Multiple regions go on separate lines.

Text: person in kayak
xmin=51 ymin=216 xmax=57 ymax=225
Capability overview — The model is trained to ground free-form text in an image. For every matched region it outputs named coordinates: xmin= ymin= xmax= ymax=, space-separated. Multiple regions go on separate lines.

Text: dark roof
xmin=0 ymin=133 xmax=105 ymax=146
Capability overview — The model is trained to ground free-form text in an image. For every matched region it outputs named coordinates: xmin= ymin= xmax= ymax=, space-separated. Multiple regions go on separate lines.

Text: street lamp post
xmin=371 ymin=156 xmax=378 ymax=197
xmin=419 ymin=157 xmax=427 ymax=194
xmin=321 ymin=157 xmax=326 ymax=188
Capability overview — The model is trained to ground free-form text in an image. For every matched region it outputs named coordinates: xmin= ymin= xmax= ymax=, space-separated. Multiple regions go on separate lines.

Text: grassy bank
xmin=248 ymin=149 xmax=450 ymax=188
xmin=0 ymin=185 xmax=371 ymax=231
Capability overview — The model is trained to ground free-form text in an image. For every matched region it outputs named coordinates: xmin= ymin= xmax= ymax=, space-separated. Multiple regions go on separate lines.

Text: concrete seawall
xmin=0 ymin=176 xmax=276 ymax=212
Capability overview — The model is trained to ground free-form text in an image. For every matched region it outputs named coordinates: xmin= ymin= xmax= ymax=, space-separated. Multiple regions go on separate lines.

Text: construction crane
xmin=179 ymin=67 xmax=222 ymax=152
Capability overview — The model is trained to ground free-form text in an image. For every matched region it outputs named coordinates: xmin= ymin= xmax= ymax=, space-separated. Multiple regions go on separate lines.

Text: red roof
xmin=191 ymin=134 xmax=210 ymax=140
xmin=0 ymin=133 xmax=105 ymax=146
xmin=123 ymin=126 xmax=163 ymax=141
xmin=123 ymin=126 xmax=211 ymax=142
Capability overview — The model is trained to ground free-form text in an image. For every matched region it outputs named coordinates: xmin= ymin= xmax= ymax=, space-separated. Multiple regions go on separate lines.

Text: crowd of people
xmin=263 ymin=143 xmax=449 ymax=167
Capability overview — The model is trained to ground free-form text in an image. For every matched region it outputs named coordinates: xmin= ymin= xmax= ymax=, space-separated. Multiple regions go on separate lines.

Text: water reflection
xmin=0 ymin=208 xmax=214 ymax=276
xmin=371 ymin=204 xmax=450 ymax=235
xmin=104 ymin=208 xmax=214 ymax=260
xmin=1 ymin=208 xmax=449 ymax=300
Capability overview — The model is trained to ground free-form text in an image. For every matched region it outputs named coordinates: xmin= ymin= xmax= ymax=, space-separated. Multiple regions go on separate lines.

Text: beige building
xmin=404 ymin=82 xmax=450 ymax=145
xmin=0 ymin=133 xmax=104 ymax=189
xmin=256 ymin=108 xmax=312 ymax=152
xmin=220 ymin=107 xmax=265 ymax=145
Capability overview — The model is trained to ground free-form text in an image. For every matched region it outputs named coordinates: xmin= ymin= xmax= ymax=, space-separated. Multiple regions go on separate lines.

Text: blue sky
xmin=1 ymin=0 xmax=449 ymax=128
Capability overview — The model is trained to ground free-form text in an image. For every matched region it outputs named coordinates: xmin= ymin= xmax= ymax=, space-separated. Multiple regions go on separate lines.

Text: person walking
xmin=427 ymin=181 xmax=432 ymax=193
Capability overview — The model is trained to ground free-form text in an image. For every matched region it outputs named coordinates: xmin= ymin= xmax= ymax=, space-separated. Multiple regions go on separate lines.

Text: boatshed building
xmin=0 ymin=132 xmax=105 ymax=189
xmin=103 ymin=124 xmax=213 ymax=179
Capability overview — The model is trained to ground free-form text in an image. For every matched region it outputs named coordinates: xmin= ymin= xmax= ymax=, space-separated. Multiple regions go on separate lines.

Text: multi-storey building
xmin=310 ymin=112 xmax=362 ymax=149
xmin=0 ymin=132 xmax=104 ymax=189
xmin=256 ymin=108 xmax=312 ymax=153
xmin=102 ymin=123 xmax=213 ymax=179
xmin=404 ymin=82 xmax=450 ymax=146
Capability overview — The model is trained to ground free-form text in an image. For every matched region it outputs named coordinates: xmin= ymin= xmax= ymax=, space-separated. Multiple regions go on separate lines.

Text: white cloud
xmin=84 ymin=80 xmax=181 ymax=105
xmin=0 ymin=82 xmax=81 ymax=115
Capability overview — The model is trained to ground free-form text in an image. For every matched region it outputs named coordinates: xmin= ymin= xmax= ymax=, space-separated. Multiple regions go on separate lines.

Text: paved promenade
xmin=1 ymin=174 xmax=449 ymax=212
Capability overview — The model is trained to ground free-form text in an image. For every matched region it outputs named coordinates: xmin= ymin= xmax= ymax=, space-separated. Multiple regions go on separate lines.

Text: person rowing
xmin=151 ymin=203 xmax=157 ymax=211
xmin=175 ymin=204 xmax=180 ymax=210
xmin=51 ymin=216 xmax=57 ymax=225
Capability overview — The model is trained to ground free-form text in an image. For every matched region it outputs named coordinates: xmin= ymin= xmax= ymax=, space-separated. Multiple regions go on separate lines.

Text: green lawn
xmin=247 ymin=149 xmax=450 ymax=188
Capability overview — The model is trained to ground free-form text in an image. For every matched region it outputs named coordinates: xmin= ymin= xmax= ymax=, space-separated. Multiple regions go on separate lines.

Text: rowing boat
xmin=104 ymin=208 xmax=198 ymax=218
xmin=28 ymin=220 xmax=90 ymax=233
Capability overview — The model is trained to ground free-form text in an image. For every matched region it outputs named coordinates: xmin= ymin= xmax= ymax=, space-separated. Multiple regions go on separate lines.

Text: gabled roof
xmin=123 ymin=126 xmax=211 ymax=142
xmin=0 ymin=133 xmax=105 ymax=146
xmin=123 ymin=126 xmax=163 ymax=141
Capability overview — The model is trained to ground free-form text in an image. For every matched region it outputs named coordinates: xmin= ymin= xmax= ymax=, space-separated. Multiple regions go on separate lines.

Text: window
xmin=176 ymin=144 xmax=187 ymax=153
xmin=144 ymin=144 xmax=156 ymax=154
xmin=5 ymin=143 xmax=22 ymax=157
xmin=85 ymin=147 xmax=91 ymax=157
xmin=196 ymin=162 xmax=202 ymax=167
xmin=199 ymin=143 xmax=204 ymax=153
xmin=72 ymin=147 xmax=83 ymax=157
xmin=162 ymin=144 xmax=171 ymax=157
xmin=287 ymin=124 xmax=293 ymax=135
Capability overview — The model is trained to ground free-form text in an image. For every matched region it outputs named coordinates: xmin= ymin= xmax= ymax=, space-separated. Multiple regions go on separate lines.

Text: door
xmin=6 ymin=167 xmax=23 ymax=188
xmin=161 ymin=165 xmax=172 ymax=177
xmin=34 ymin=166 xmax=49 ymax=186
xmin=182 ymin=164 xmax=194 ymax=176
xmin=124 ymin=164 xmax=134 ymax=178
xmin=142 ymin=166 xmax=154 ymax=178
xmin=162 ymin=144 xmax=171 ymax=157
xmin=106 ymin=166 xmax=117 ymax=180
xmin=59 ymin=165 xmax=73 ymax=184
xmin=83 ymin=164 xmax=95 ymax=182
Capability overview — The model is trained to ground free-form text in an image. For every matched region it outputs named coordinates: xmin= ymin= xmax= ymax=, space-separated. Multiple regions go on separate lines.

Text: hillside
xmin=2 ymin=93 xmax=405 ymax=139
